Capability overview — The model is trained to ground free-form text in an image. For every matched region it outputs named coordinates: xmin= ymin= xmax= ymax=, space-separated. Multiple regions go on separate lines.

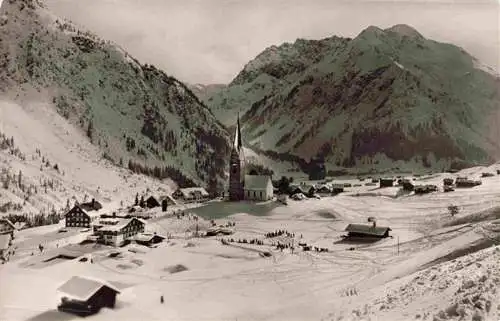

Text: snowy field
xmin=1 ymin=165 xmax=500 ymax=321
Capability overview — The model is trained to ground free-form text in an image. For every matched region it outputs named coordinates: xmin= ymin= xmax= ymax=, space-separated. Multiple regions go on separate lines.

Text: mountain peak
xmin=359 ymin=25 xmax=385 ymax=37
xmin=385 ymin=24 xmax=424 ymax=39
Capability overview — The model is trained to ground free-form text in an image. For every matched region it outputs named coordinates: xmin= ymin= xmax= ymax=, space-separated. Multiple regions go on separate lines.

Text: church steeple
xmin=233 ymin=112 xmax=242 ymax=151
xmin=229 ymin=113 xmax=244 ymax=201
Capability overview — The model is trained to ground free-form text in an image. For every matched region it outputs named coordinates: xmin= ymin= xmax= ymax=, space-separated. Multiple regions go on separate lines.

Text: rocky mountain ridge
xmin=203 ymin=24 xmax=500 ymax=173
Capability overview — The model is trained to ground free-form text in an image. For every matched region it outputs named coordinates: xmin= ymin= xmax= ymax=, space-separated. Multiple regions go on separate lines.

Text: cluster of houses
xmin=62 ymin=185 xmax=214 ymax=247
xmin=64 ymin=204 xmax=148 ymax=247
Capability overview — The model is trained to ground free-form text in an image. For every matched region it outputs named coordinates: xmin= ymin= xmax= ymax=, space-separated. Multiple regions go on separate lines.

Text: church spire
xmin=233 ymin=113 xmax=242 ymax=151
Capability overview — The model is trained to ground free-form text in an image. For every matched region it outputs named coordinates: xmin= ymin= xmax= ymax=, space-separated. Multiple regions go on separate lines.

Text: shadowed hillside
xmin=0 ymin=0 xmax=231 ymax=190
xmin=204 ymin=24 xmax=500 ymax=174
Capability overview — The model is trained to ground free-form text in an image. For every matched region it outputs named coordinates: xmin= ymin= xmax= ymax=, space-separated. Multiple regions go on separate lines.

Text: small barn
xmin=401 ymin=179 xmax=414 ymax=191
xmin=134 ymin=233 xmax=165 ymax=246
xmin=331 ymin=184 xmax=345 ymax=195
xmin=57 ymin=276 xmax=120 ymax=316
xmin=65 ymin=205 xmax=92 ymax=228
xmin=456 ymin=177 xmax=482 ymax=188
xmin=244 ymin=175 xmax=274 ymax=201
xmin=145 ymin=196 xmax=160 ymax=208
xmin=79 ymin=199 xmax=103 ymax=212
xmin=443 ymin=178 xmax=454 ymax=186
xmin=0 ymin=218 xmax=16 ymax=238
xmin=316 ymin=185 xmax=332 ymax=194
xmin=379 ymin=178 xmax=394 ymax=188
xmin=414 ymin=184 xmax=438 ymax=194
xmin=288 ymin=185 xmax=306 ymax=196
xmin=344 ymin=223 xmax=391 ymax=238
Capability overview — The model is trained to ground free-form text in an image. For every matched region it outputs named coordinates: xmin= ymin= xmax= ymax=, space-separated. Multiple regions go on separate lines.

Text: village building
xmin=443 ymin=178 xmax=454 ymax=186
xmin=315 ymin=185 xmax=332 ymax=194
xmin=145 ymin=195 xmax=160 ymax=208
xmin=65 ymin=205 xmax=93 ymax=228
xmin=402 ymin=179 xmax=415 ymax=191
xmin=145 ymin=194 xmax=177 ymax=209
xmin=57 ymin=276 xmax=120 ymax=316
xmin=379 ymin=178 xmax=394 ymax=188
xmin=243 ymin=175 xmax=274 ymax=201
xmin=344 ymin=223 xmax=392 ymax=238
xmin=288 ymin=184 xmax=314 ymax=196
xmin=95 ymin=217 xmax=146 ymax=247
xmin=0 ymin=218 xmax=16 ymax=238
xmin=172 ymin=187 xmax=209 ymax=203
xmin=456 ymin=177 xmax=482 ymax=187
xmin=134 ymin=233 xmax=165 ymax=247
xmin=79 ymin=198 xmax=103 ymax=212
xmin=331 ymin=184 xmax=345 ymax=194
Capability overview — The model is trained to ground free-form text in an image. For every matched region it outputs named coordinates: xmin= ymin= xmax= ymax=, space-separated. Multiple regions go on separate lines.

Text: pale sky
xmin=39 ymin=0 xmax=500 ymax=84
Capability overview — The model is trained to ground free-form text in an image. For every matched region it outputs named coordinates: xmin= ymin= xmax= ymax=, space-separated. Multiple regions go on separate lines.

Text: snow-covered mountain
xmin=203 ymin=24 xmax=500 ymax=174
xmin=0 ymin=0 xmax=232 ymax=191
xmin=188 ymin=83 xmax=226 ymax=105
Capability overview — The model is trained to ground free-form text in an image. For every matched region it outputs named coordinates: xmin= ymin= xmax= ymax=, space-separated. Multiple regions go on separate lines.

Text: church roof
xmin=244 ymin=175 xmax=272 ymax=191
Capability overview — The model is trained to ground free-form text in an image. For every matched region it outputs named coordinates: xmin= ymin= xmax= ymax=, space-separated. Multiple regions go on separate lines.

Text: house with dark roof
xmin=0 ymin=218 xmax=16 ymax=238
xmin=344 ymin=223 xmax=391 ymax=238
xmin=145 ymin=195 xmax=160 ymax=208
xmin=244 ymin=175 xmax=273 ymax=201
xmin=57 ymin=276 xmax=120 ymax=316
xmin=65 ymin=205 xmax=92 ymax=228
xmin=79 ymin=199 xmax=103 ymax=212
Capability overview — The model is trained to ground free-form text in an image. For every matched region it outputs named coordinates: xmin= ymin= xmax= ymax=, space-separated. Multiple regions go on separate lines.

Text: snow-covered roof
xmin=160 ymin=194 xmax=177 ymax=204
xmin=0 ymin=234 xmax=11 ymax=250
xmin=147 ymin=194 xmax=177 ymax=204
xmin=134 ymin=233 xmax=165 ymax=242
xmin=244 ymin=175 xmax=272 ymax=191
xmin=98 ymin=218 xmax=121 ymax=225
xmin=57 ymin=276 xmax=120 ymax=302
xmin=176 ymin=187 xmax=209 ymax=198
xmin=98 ymin=217 xmax=146 ymax=232
xmin=345 ymin=224 xmax=391 ymax=236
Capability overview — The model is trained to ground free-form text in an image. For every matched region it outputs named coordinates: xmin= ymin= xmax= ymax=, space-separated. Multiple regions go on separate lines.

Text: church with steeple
xmin=228 ymin=114 xmax=274 ymax=202
xmin=229 ymin=114 xmax=245 ymax=201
